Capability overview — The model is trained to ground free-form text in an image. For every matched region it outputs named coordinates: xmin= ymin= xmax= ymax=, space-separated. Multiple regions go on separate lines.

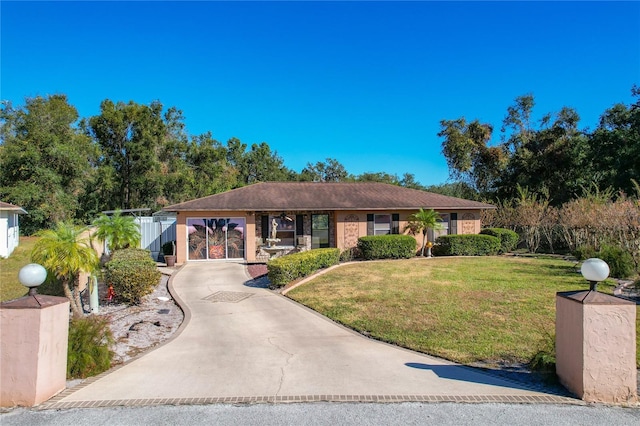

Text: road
xmin=3 ymin=402 xmax=640 ymax=426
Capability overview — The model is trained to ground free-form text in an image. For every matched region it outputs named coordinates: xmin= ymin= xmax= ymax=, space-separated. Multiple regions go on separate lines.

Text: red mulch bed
xmin=247 ymin=263 xmax=268 ymax=279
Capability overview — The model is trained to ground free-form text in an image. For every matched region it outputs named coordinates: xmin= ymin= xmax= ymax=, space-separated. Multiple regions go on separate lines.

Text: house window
xmin=367 ymin=213 xmax=399 ymax=235
xmin=312 ymin=214 xmax=329 ymax=248
xmin=270 ymin=215 xmax=296 ymax=246
xmin=374 ymin=214 xmax=391 ymax=235
xmin=428 ymin=214 xmax=450 ymax=242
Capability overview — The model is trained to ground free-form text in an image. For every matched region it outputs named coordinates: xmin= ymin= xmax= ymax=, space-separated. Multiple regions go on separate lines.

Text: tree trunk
xmin=420 ymin=230 xmax=427 ymax=256
xmin=62 ymin=279 xmax=83 ymax=319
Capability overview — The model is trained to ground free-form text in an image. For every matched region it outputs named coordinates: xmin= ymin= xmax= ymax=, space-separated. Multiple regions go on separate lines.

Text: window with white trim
xmin=374 ymin=214 xmax=391 ymax=235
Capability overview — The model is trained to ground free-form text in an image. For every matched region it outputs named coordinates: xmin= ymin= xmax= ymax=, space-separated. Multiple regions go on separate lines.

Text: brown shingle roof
xmin=0 ymin=201 xmax=27 ymax=214
xmin=163 ymin=182 xmax=494 ymax=212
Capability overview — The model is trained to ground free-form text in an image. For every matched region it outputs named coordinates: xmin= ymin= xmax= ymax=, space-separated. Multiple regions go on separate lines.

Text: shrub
xmin=357 ymin=235 xmax=416 ymax=260
xmin=109 ymin=248 xmax=156 ymax=264
xmin=267 ymin=248 xmax=340 ymax=287
xmin=480 ymin=228 xmax=519 ymax=253
xmin=162 ymin=241 xmax=176 ymax=256
xmin=105 ymin=249 xmax=160 ymax=305
xmin=67 ymin=316 xmax=114 ymax=379
xmin=340 ymin=247 xmax=359 ymax=262
xmin=598 ymin=244 xmax=635 ymax=279
xmin=573 ymin=245 xmax=597 ymax=261
xmin=575 ymin=244 xmax=635 ymax=278
xmin=432 ymin=234 xmax=500 ymax=256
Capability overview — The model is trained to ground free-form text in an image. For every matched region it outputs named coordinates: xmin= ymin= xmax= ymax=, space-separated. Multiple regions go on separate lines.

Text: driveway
xmin=46 ymin=263 xmax=575 ymax=407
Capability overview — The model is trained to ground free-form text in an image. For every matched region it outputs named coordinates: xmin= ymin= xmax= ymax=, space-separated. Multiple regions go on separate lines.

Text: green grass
xmin=0 ymin=236 xmax=39 ymax=302
xmin=0 ymin=236 xmax=65 ymax=302
xmin=287 ymin=256 xmax=640 ymax=368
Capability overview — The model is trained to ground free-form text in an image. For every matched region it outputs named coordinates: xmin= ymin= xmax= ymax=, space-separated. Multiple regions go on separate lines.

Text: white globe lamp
xmin=580 ymin=258 xmax=610 ymax=292
xmin=18 ymin=263 xmax=48 ymax=296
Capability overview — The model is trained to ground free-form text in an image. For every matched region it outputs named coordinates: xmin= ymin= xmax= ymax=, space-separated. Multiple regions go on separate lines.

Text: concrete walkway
xmin=43 ymin=263 xmax=577 ymax=408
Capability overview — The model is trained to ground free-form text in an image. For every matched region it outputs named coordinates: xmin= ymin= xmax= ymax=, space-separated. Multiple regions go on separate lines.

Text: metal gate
xmin=135 ymin=217 xmax=177 ymax=261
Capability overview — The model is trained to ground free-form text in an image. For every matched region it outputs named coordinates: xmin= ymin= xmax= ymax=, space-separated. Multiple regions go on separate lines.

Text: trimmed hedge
xmin=357 ymin=235 xmax=416 ymax=260
xmin=432 ymin=234 xmax=501 ymax=256
xmin=480 ymin=228 xmax=519 ymax=253
xmin=104 ymin=248 xmax=160 ymax=305
xmin=267 ymin=248 xmax=341 ymax=287
xmin=110 ymin=248 xmax=156 ymax=265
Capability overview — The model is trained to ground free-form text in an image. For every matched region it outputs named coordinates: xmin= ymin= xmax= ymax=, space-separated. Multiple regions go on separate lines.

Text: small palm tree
xmin=31 ymin=222 xmax=99 ymax=318
xmin=92 ymin=210 xmax=141 ymax=252
xmin=405 ymin=208 xmax=444 ymax=256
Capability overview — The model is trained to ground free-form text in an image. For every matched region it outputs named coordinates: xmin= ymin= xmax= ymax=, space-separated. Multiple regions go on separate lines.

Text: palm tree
xmin=92 ymin=210 xmax=141 ymax=253
xmin=405 ymin=208 xmax=444 ymax=257
xmin=31 ymin=222 xmax=99 ymax=318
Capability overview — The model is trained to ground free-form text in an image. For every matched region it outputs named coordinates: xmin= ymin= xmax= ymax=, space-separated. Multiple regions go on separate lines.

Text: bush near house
xmin=104 ymin=248 xmax=160 ymax=305
xmin=480 ymin=228 xmax=519 ymax=253
xmin=67 ymin=316 xmax=114 ymax=379
xmin=357 ymin=235 xmax=416 ymax=260
xmin=110 ymin=247 xmax=156 ymax=264
xmin=432 ymin=234 xmax=501 ymax=256
xmin=267 ymin=248 xmax=340 ymax=287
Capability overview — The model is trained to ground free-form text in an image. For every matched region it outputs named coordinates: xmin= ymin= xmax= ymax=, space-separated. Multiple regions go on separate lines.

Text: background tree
xmin=185 ymin=132 xmax=237 ymax=198
xmin=405 ymin=208 xmax=443 ymax=256
xmin=0 ymin=95 xmax=97 ymax=233
xmin=497 ymin=100 xmax=590 ymax=204
xmin=355 ymin=171 xmax=398 ymax=185
xmin=87 ymin=100 xmax=167 ymax=210
xmin=439 ymin=94 xmax=596 ymax=205
xmin=425 ymin=182 xmax=480 ymax=200
xmin=299 ymin=158 xmax=350 ymax=182
xmin=244 ymin=142 xmax=294 ymax=183
xmin=399 ymin=173 xmax=426 ymax=190
xmin=31 ymin=222 xmax=98 ymax=318
xmin=226 ymin=138 xmax=293 ymax=185
xmin=588 ymin=86 xmax=640 ymax=197
xmin=438 ymin=118 xmax=506 ymax=196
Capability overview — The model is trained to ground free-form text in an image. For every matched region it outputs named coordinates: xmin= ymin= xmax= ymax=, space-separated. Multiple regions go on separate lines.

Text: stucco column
xmin=556 ymin=290 xmax=637 ymax=403
xmin=0 ymin=294 xmax=69 ymax=407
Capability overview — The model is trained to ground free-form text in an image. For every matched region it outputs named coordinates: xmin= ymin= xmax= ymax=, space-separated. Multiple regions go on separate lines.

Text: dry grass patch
xmin=287 ymin=256 xmax=638 ymax=368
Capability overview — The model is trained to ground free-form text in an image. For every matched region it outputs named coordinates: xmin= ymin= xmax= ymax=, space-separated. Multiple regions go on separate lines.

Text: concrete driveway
xmin=46 ymin=263 xmax=575 ymax=408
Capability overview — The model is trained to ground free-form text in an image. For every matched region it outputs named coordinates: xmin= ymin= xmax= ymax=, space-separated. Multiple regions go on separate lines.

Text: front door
xmin=187 ymin=217 xmax=246 ymax=260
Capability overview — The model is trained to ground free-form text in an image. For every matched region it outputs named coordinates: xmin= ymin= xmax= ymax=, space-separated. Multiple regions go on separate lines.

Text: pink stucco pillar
xmin=556 ymin=290 xmax=637 ymax=403
xmin=0 ymin=295 xmax=69 ymax=407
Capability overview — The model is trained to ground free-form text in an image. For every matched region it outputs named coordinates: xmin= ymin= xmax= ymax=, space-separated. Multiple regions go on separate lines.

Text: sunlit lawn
xmin=0 ymin=236 xmax=40 ymax=302
xmin=286 ymin=256 xmax=640 ymax=368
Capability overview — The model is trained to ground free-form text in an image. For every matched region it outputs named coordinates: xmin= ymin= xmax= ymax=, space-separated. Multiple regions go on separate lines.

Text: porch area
xmin=254 ymin=211 xmax=334 ymax=262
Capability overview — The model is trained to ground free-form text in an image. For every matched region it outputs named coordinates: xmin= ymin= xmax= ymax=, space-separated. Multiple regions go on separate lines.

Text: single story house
xmin=162 ymin=182 xmax=495 ymax=264
xmin=0 ymin=201 xmax=27 ymax=258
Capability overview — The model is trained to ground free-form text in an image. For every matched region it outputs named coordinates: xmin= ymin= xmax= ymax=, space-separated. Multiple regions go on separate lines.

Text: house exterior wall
xmin=336 ymin=209 xmax=482 ymax=253
xmin=0 ymin=211 xmax=20 ymax=259
xmin=174 ymin=208 xmax=483 ymax=264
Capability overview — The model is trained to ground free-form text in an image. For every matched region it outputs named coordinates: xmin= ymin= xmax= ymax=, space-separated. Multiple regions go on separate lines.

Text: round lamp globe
xmin=581 ymin=258 xmax=610 ymax=283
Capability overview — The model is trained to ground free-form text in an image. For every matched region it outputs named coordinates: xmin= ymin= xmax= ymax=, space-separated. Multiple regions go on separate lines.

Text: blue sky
xmin=2 ymin=1 xmax=639 ymax=186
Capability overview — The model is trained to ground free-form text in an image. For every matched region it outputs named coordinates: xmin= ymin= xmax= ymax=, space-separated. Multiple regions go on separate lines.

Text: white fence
xmin=135 ymin=217 xmax=177 ymax=261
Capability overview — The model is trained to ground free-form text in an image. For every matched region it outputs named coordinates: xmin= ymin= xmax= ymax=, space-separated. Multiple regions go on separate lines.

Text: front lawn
xmin=286 ymin=256 xmax=640 ymax=368
xmin=0 ymin=236 xmax=39 ymax=302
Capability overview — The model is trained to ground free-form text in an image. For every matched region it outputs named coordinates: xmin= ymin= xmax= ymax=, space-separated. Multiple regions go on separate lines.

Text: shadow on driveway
xmin=405 ymin=362 xmax=571 ymax=396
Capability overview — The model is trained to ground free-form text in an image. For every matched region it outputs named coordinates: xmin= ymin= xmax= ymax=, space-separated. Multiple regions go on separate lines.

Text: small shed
xmin=0 ymin=201 xmax=27 ymax=258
